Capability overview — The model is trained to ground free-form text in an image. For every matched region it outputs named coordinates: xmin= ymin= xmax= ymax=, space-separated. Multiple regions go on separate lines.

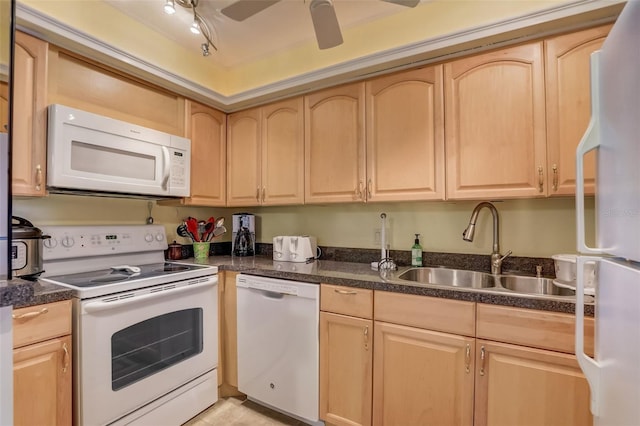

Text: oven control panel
xmin=40 ymin=225 xmax=168 ymax=260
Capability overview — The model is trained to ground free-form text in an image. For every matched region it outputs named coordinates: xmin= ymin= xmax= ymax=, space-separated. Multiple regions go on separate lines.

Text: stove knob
xmin=155 ymin=233 xmax=164 ymax=242
xmin=44 ymin=238 xmax=57 ymax=249
xmin=144 ymin=233 xmax=154 ymax=243
xmin=61 ymin=236 xmax=75 ymax=248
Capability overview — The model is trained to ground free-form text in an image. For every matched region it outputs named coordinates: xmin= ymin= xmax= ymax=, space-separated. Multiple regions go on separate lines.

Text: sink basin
xmin=496 ymin=275 xmax=575 ymax=296
xmin=397 ymin=268 xmax=495 ymax=289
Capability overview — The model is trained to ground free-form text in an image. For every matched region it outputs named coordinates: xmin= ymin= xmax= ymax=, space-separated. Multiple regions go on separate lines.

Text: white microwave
xmin=47 ymin=104 xmax=190 ymax=198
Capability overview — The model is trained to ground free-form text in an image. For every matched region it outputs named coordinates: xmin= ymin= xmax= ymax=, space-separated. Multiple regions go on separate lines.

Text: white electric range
xmin=39 ymin=224 xmax=218 ymax=426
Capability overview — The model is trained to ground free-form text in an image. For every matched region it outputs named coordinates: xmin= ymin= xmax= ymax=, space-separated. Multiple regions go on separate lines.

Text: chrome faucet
xmin=462 ymin=202 xmax=512 ymax=275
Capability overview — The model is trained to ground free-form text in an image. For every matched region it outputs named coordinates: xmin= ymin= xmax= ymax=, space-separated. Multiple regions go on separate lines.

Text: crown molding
xmin=16 ymin=0 xmax=624 ymax=112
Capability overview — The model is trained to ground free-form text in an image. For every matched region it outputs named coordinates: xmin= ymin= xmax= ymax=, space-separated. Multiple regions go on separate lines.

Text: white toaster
xmin=273 ymin=236 xmax=318 ymax=262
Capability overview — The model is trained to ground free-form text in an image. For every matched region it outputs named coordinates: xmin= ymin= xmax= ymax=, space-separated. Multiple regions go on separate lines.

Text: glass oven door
xmin=76 ymin=276 xmax=217 ymax=426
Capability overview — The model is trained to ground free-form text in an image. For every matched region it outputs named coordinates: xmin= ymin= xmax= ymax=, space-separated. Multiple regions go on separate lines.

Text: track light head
xmin=163 ymin=0 xmax=176 ymax=14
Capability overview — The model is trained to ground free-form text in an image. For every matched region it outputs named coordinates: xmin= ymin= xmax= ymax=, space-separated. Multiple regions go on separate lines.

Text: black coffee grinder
xmin=232 ymin=213 xmax=255 ymax=256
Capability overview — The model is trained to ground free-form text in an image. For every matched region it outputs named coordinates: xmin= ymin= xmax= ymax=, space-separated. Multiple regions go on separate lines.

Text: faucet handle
xmin=501 ymin=250 xmax=512 ymax=261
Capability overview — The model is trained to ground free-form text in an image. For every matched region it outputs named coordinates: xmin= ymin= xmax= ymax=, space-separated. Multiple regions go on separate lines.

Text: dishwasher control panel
xmin=237 ymin=275 xmax=301 ymax=296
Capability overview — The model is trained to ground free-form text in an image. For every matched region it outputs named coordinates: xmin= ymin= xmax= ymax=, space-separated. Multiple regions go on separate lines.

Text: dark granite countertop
xmin=0 ymin=254 xmax=595 ymax=316
xmin=184 ymin=255 xmax=595 ymax=316
xmin=0 ymin=277 xmax=74 ymax=309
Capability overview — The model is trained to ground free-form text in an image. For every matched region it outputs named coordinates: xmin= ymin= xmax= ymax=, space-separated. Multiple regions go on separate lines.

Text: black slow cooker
xmin=11 ymin=216 xmax=50 ymax=280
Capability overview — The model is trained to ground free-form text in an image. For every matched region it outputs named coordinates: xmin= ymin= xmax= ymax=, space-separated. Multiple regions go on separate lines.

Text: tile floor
xmin=183 ymin=397 xmax=307 ymax=426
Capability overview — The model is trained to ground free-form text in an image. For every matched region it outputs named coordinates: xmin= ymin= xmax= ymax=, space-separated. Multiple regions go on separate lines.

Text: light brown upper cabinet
xmin=365 ymin=66 xmax=445 ymax=202
xmin=445 ymin=42 xmax=547 ymax=200
xmin=545 ymin=24 xmax=611 ymax=196
xmin=48 ymin=47 xmax=185 ymax=136
xmin=227 ymin=97 xmax=304 ymax=206
xmin=181 ymin=101 xmax=226 ymax=206
xmin=12 ymin=31 xmax=48 ymax=197
xmin=305 ymin=83 xmax=366 ymax=204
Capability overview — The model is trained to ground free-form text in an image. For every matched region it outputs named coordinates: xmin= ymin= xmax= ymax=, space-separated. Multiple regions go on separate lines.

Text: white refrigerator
xmin=574 ymin=1 xmax=640 ymax=425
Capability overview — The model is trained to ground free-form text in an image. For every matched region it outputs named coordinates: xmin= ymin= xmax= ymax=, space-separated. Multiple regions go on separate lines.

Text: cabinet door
xmin=13 ymin=335 xmax=72 ymax=426
xmin=221 ymin=271 xmax=240 ymax=391
xmin=474 ymin=339 xmax=592 ymax=426
xmin=1 ymin=82 xmax=8 ymax=133
xmin=373 ymin=321 xmax=474 ymax=426
xmin=305 ymin=83 xmax=366 ymax=203
xmin=227 ymin=107 xmax=261 ymax=206
xmin=545 ymin=25 xmax=611 ymax=196
xmin=184 ymin=101 xmax=226 ymax=206
xmin=262 ymin=97 xmax=304 ymax=205
xmin=12 ymin=31 xmax=48 ymax=197
xmin=320 ymin=312 xmax=372 ymax=426
xmin=366 ymin=66 xmax=445 ymax=202
xmin=445 ymin=42 xmax=547 ymax=199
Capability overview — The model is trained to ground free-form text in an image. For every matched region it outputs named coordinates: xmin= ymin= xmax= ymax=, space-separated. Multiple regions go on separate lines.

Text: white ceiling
xmin=106 ymin=0 xmax=419 ymax=67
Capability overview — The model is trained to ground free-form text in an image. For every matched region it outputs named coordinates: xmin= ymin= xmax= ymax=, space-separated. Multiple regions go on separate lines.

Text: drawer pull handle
xmin=62 ymin=342 xmax=70 ymax=373
xmin=355 ymin=181 xmax=364 ymax=199
xmin=465 ymin=343 xmax=471 ymax=373
xmin=35 ymin=164 xmax=43 ymax=191
xmin=538 ymin=166 xmax=544 ymax=192
xmin=480 ymin=345 xmax=486 ymax=376
xmin=334 ymin=289 xmax=357 ymax=295
xmin=364 ymin=325 xmax=369 ymax=351
xmin=12 ymin=307 xmax=49 ymax=320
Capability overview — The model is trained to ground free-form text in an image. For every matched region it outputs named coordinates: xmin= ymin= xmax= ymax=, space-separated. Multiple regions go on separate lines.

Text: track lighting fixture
xmin=163 ymin=0 xmax=216 ymax=56
xmin=163 ymin=0 xmax=176 ymax=15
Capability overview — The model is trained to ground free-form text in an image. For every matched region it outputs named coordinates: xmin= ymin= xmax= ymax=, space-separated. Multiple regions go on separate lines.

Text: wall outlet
xmin=373 ymin=229 xmax=381 ymax=245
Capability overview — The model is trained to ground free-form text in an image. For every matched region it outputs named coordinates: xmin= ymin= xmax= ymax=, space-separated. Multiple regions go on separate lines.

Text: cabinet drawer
xmin=321 ymin=284 xmax=373 ymax=319
xmin=13 ymin=300 xmax=72 ymax=348
xmin=374 ymin=291 xmax=475 ymax=336
xmin=476 ymin=304 xmax=594 ymax=355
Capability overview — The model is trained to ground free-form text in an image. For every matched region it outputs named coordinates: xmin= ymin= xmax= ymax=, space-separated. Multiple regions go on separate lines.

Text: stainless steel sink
xmin=496 ymin=275 xmax=575 ymax=296
xmin=397 ymin=267 xmax=496 ymax=289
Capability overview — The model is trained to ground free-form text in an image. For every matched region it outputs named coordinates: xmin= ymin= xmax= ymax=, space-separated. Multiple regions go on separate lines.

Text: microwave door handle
xmin=161 ymin=146 xmax=171 ymax=190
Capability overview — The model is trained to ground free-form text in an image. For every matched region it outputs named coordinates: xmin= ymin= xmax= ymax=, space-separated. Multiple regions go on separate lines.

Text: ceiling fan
xmin=221 ymin=0 xmax=420 ymax=50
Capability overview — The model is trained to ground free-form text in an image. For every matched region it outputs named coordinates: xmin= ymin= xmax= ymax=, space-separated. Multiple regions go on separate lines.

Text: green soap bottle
xmin=411 ymin=234 xmax=422 ymax=267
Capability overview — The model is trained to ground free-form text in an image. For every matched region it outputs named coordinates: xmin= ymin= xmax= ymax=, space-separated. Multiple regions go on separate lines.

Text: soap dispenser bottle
xmin=411 ymin=234 xmax=422 ymax=267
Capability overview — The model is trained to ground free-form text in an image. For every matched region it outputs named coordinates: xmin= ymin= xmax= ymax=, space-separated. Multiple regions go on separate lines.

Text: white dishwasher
xmin=236 ymin=274 xmax=320 ymax=424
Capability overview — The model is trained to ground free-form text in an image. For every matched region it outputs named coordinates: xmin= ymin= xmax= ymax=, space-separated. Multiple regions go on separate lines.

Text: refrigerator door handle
xmin=576 ymin=52 xmax=609 ymax=254
xmin=575 ymin=255 xmax=602 ymax=417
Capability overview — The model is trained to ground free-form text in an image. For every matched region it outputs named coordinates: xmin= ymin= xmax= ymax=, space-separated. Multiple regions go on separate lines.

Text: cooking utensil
xmin=202 ymin=222 xmax=215 ymax=242
xmin=212 ymin=225 xmax=227 ymax=239
xmin=214 ymin=217 xmax=225 ymax=229
xmin=186 ymin=217 xmax=200 ymax=242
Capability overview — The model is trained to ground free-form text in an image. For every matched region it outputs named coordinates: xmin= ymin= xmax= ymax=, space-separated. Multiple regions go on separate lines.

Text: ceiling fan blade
xmin=221 ymin=0 xmax=281 ymax=21
xmin=382 ymin=0 xmax=420 ymax=7
xmin=309 ymin=0 xmax=343 ymax=50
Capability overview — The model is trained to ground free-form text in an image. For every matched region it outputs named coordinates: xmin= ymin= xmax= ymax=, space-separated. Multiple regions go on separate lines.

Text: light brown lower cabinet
xmin=319 ymin=290 xmax=594 ymax=426
xmin=320 ymin=312 xmax=373 ymax=426
xmin=12 ymin=300 xmax=72 ymax=426
xmin=13 ymin=336 xmax=72 ymax=426
xmin=319 ymin=284 xmax=374 ymax=426
xmin=219 ymin=270 xmax=243 ymax=397
xmin=373 ymin=321 xmax=475 ymax=426
xmin=474 ymin=339 xmax=592 ymax=426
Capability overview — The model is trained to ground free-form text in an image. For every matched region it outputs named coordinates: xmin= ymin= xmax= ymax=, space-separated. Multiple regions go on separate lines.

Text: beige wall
xmin=13 ymin=195 xmax=595 ymax=258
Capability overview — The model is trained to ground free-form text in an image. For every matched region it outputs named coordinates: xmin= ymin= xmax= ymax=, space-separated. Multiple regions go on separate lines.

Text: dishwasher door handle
xmin=247 ymin=287 xmax=288 ymax=299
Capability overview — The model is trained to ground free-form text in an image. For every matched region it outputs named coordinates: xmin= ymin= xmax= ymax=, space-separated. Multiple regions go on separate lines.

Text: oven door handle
xmin=83 ymin=279 xmax=216 ymax=313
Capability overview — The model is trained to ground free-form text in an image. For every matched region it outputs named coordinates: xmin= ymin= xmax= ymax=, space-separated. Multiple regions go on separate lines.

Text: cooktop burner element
xmin=157 ymin=264 xmax=190 ymax=272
